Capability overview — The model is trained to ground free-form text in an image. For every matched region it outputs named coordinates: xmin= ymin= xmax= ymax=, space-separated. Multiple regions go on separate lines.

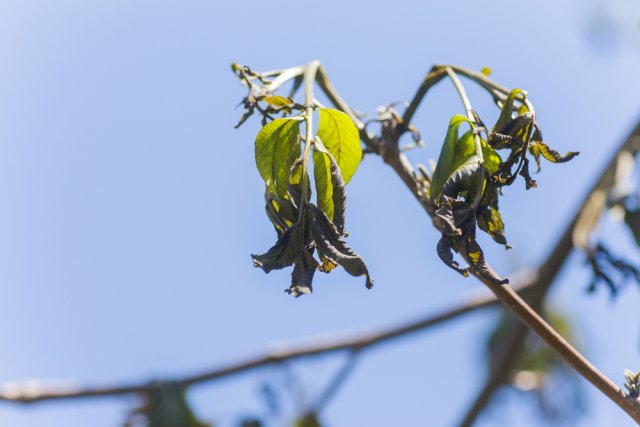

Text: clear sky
xmin=1 ymin=1 xmax=640 ymax=426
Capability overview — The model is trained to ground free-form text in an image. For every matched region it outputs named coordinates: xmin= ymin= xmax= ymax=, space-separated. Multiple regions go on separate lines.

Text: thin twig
xmin=0 ymin=279 xmax=537 ymax=404
xmin=312 ymin=350 xmax=360 ymax=413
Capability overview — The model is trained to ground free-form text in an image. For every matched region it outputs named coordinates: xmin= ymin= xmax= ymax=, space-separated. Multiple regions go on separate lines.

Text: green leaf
xmin=317 ymin=108 xmax=362 ymax=185
xmin=307 ymin=204 xmax=373 ymax=289
xmin=255 ymin=118 xmax=301 ymax=199
xmin=481 ymin=140 xmax=501 ymax=174
xmin=313 ymin=138 xmax=347 ymax=233
xmin=430 ymin=115 xmax=475 ymax=203
xmin=263 ymin=95 xmax=292 ymax=107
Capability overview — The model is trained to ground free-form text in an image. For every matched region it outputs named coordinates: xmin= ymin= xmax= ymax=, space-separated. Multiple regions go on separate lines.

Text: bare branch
xmin=457 ymin=118 xmax=640 ymax=427
xmin=0 ymin=278 xmax=537 ymax=404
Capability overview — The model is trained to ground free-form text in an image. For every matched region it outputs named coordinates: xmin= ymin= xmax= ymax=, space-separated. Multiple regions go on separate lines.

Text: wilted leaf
xmin=287 ymin=159 xmax=311 ymax=208
xmin=255 ymin=118 xmax=301 ymax=199
xmin=436 ymin=235 xmax=469 ymax=277
xmin=492 ymin=89 xmax=527 ymax=135
xmin=435 ymin=196 xmax=508 ymax=284
xmin=307 ymin=204 xmax=373 ymax=289
xmin=459 ymin=232 xmax=509 ymax=285
xmin=529 ymin=126 xmax=580 ymax=171
xmin=313 ymin=138 xmax=347 ymax=233
xmin=287 ymin=247 xmax=319 ymax=297
xmin=317 ymin=108 xmax=362 ymax=184
xmin=252 ymin=223 xmax=303 ymax=273
xmin=624 ymin=207 xmax=640 ymax=247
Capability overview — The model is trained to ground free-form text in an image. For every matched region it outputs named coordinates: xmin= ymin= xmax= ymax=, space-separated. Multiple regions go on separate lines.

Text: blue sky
xmin=0 ymin=1 xmax=639 ymax=426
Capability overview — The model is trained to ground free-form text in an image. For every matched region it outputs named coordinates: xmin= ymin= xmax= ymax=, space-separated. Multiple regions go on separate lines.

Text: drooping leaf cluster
xmin=234 ymin=65 xmax=372 ymax=296
xmin=431 ymin=89 xmax=578 ymax=283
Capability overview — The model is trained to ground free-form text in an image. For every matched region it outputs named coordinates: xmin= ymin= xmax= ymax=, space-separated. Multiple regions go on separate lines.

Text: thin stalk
xmin=297 ymin=60 xmax=320 ymax=222
xmin=266 ymin=65 xmax=306 ymax=93
xmin=445 ymin=66 xmax=485 ymax=209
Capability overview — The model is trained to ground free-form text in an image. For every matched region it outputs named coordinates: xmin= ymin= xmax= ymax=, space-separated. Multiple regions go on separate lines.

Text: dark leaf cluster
xmin=431 ymin=88 xmax=578 ymax=283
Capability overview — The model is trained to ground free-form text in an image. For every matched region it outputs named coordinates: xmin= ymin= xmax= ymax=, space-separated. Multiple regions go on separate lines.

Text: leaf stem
xmin=445 ymin=67 xmax=485 ymax=209
xmin=297 ymin=60 xmax=321 ymax=222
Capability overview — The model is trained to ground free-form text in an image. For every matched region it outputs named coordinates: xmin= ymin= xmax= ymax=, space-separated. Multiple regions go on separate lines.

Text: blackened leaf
xmin=430 ymin=115 xmax=474 ymax=203
xmin=441 ymin=158 xmax=484 ymax=205
xmin=435 ymin=196 xmax=474 ymax=237
xmin=265 ymin=190 xmax=288 ymax=238
xmin=437 ymin=235 xmax=469 ymax=277
xmin=287 ymin=248 xmax=319 ymax=297
xmin=624 ymin=207 xmax=640 ymax=247
xmin=317 ymin=108 xmax=362 ymax=185
xmin=307 ymin=204 xmax=373 ymax=289
xmin=460 ymin=234 xmax=509 ymax=285
xmin=287 ymin=159 xmax=311 ymax=207
xmin=313 ymin=138 xmax=347 ymax=234
xmin=252 ymin=223 xmax=302 ymax=273
xmin=519 ymin=157 xmax=537 ymax=190
xmin=255 ymin=118 xmax=301 ymax=199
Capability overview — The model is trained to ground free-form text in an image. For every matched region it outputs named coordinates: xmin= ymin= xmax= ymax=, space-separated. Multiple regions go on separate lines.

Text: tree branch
xmin=457 ymin=117 xmax=640 ymax=426
xmin=0 ymin=278 xmax=537 ymax=404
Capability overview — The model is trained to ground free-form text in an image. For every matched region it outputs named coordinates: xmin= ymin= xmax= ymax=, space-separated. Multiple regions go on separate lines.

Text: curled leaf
xmin=437 ymin=235 xmax=469 ymax=277
xmin=308 ymin=204 xmax=373 ymax=289
xmin=313 ymin=138 xmax=347 ymax=234
xmin=529 ymin=126 xmax=580 ymax=171
xmin=459 ymin=232 xmax=509 ymax=285
xmin=477 ymin=183 xmax=509 ymax=248
xmin=287 ymin=248 xmax=319 ymax=297
xmin=252 ymin=223 xmax=303 ymax=273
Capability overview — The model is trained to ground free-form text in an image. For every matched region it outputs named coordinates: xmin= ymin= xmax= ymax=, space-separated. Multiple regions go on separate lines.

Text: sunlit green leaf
xmin=317 ymin=108 xmax=362 ymax=184
xmin=255 ymin=118 xmax=301 ymax=199
xmin=263 ymin=95 xmax=292 ymax=107
xmin=430 ymin=115 xmax=476 ymax=203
